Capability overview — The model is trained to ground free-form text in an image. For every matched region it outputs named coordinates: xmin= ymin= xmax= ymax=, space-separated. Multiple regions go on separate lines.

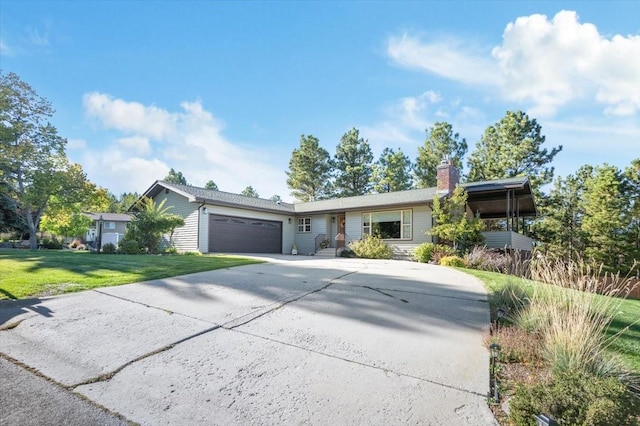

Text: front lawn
xmin=463 ymin=268 xmax=640 ymax=373
xmin=0 ymin=249 xmax=262 ymax=299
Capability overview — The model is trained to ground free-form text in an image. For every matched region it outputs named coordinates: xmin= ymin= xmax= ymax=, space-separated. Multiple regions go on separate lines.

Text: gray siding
xmin=293 ymin=215 xmax=327 ymax=255
xmin=152 ymin=190 xmax=199 ymax=252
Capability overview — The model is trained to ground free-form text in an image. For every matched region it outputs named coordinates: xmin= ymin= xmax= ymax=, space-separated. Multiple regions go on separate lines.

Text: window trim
xmin=362 ymin=209 xmax=412 ymax=240
xmin=297 ymin=217 xmax=312 ymax=233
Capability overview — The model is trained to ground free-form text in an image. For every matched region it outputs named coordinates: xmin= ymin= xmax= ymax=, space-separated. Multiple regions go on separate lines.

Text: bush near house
xmin=439 ymin=255 xmax=465 ymax=267
xmin=413 ymin=242 xmax=435 ymax=263
xmin=101 ymin=243 xmax=116 ymax=254
xmin=348 ymin=234 xmax=393 ymax=259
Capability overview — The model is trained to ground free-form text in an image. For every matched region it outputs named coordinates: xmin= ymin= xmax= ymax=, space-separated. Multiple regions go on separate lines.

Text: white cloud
xmin=388 ymin=10 xmax=640 ymax=117
xmin=27 ymin=26 xmax=50 ymax=46
xmin=0 ymin=39 xmax=12 ymax=56
xmin=116 ymin=136 xmax=151 ymax=155
xmin=66 ymin=138 xmax=87 ymax=150
xmin=83 ymin=92 xmax=177 ymax=140
xmin=79 ymin=93 xmax=289 ymax=199
xmin=387 ymin=34 xmax=500 ymax=86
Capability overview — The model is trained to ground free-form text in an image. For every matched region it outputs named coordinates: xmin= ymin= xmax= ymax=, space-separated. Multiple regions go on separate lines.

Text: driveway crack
xmin=230 ymin=328 xmax=486 ymax=398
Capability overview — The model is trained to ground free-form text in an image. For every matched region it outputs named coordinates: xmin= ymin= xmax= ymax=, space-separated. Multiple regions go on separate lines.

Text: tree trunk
xmin=26 ymin=209 xmax=39 ymax=250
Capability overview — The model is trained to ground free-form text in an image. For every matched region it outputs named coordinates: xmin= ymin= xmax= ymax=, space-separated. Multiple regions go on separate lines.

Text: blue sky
xmin=2 ymin=1 xmax=639 ymax=201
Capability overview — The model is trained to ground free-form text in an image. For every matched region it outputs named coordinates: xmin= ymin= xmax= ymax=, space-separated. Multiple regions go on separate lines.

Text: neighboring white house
xmin=84 ymin=212 xmax=133 ymax=250
xmin=137 ymin=160 xmax=537 ymax=257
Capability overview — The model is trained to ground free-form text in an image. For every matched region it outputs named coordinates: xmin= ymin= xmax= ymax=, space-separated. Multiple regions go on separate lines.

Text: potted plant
xmin=291 ymin=243 xmax=298 ymax=255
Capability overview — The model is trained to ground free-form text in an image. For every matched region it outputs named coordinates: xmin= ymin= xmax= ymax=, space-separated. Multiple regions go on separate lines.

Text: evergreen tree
xmin=333 ymin=128 xmax=373 ymax=197
xmin=204 ymin=180 xmax=218 ymax=191
xmin=241 ymin=186 xmax=259 ymax=198
xmin=581 ymin=164 xmax=633 ymax=270
xmin=371 ymin=148 xmax=413 ymax=193
xmin=467 ymin=111 xmax=562 ymax=191
xmin=414 ymin=122 xmax=467 ymax=188
xmin=533 ymin=166 xmax=592 ymax=261
xmin=164 ymin=168 xmax=188 ymax=185
xmin=286 ymin=134 xmax=333 ymax=202
xmin=269 ymin=195 xmax=282 ymax=202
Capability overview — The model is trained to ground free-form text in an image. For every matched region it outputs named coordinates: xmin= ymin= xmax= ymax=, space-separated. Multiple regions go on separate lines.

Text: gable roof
xmin=142 ymin=181 xmax=295 ymax=214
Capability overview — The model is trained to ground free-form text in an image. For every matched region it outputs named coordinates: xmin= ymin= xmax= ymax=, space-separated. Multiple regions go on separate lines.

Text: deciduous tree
xmin=333 ymin=128 xmax=373 ymax=197
xmin=430 ymin=186 xmax=484 ymax=253
xmin=371 ymin=148 xmax=413 ymax=193
xmin=414 ymin=122 xmax=467 ymax=188
xmin=0 ymin=72 xmax=87 ymax=249
xmin=286 ymin=134 xmax=333 ymax=202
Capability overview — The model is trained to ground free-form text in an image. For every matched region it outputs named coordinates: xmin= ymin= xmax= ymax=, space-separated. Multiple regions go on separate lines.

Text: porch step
xmin=314 ymin=247 xmax=337 ymax=258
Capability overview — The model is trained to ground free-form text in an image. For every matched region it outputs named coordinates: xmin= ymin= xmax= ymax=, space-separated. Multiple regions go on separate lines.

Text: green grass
xmin=462 ymin=268 xmax=640 ymax=373
xmin=0 ymin=249 xmax=262 ymax=299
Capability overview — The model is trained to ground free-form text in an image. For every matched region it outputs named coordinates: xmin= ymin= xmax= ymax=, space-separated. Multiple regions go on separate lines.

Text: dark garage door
xmin=208 ymin=214 xmax=282 ymax=253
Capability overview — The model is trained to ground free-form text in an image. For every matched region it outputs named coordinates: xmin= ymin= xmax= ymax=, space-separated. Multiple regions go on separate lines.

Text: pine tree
xmin=371 ymin=148 xmax=413 ymax=193
xmin=241 ymin=186 xmax=259 ymax=198
xmin=333 ymin=128 xmax=373 ymax=197
xmin=204 ymin=180 xmax=218 ymax=191
xmin=467 ymin=111 xmax=562 ymax=191
xmin=286 ymin=134 xmax=333 ymax=202
xmin=164 ymin=168 xmax=188 ymax=185
xmin=414 ymin=122 xmax=467 ymax=188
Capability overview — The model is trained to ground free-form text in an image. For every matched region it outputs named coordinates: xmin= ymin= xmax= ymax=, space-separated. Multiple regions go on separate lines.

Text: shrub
xmin=101 ymin=243 xmax=116 ymax=254
xmin=509 ymin=369 xmax=639 ymax=426
xmin=68 ymin=238 xmax=83 ymax=249
xmin=181 ymin=251 xmax=203 ymax=256
xmin=348 ymin=235 xmax=393 ymax=259
xmin=164 ymin=246 xmax=178 ymax=255
xmin=119 ymin=239 xmax=143 ymax=255
xmin=439 ymin=255 xmax=465 ymax=267
xmin=413 ymin=242 xmax=435 ymax=263
xmin=487 ymin=324 xmax=542 ymax=364
xmin=431 ymin=244 xmax=457 ymax=264
xmin=41 ymin=238 xmax=63 ymax=249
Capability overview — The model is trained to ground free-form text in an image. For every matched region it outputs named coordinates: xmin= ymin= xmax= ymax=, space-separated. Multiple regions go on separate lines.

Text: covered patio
xmin=462 ymin=177 xmax=537 ymax=251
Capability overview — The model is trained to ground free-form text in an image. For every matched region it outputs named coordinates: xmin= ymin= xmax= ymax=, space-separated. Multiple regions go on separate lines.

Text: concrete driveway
xmin=0 ymin=256 xmax=496 ymax=425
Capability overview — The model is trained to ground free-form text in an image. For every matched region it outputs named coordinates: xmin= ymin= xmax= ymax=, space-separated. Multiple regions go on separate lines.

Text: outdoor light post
xmin=489 ymin=343 xmax=501 ymax=401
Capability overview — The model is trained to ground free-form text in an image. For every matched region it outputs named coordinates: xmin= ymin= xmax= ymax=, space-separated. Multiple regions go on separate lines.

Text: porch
xmin=482 ymin=230 xmax=534 ymax=251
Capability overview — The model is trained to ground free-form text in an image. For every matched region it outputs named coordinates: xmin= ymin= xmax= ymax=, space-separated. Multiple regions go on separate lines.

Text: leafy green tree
xmin=269 ymin=195 xmax=282 ymax=202
xmin=467 ymin=111 xmax=562 ymax=190
xmin=164 ymin=168 xmax=188 ymax=185
xmin=124 ymin=198 xmax=185 ymax=253
xmin=333 ymin=128 xmax=373 ymax=197
xmin=204 ymin=180 xmax=218 ymax=191
xmin=241 ymin=186 xmax=259 ymax=198
xmin=371 ymin=148 xmax=413 ymax=193
xmin=286 ymin=134 xmax=333 ymax=202
xmin=40 ymin=181 xmax=111 ymax=239
xmin=0 ymin=71 xmax=79 ymax=249
xmin=414 ymin=122 xmax=467 ymax=188
xmin=430 ymin=186 xmax=484 ymax=253
xmin=581 ymin=164 xmax=634 ymax=270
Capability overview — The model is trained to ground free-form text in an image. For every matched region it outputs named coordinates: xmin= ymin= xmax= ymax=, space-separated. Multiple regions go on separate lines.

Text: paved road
xmin=0 ymin=256 xmax=496 ymax=425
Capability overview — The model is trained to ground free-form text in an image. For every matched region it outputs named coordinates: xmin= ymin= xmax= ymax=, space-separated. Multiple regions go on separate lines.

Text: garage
xmin=208 ymin=214 xmax=282 ymax=253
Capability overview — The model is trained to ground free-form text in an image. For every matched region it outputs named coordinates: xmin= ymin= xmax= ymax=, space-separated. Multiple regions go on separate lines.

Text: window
xmin=104 ymin=221 xmax=116 ymax=230
xmin=362 ymin=210 xmax=412 ymax=240
xmin=297 ymin=217 xmax=311 ymax=233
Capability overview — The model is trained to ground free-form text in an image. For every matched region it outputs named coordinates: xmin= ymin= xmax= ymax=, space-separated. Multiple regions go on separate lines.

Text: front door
xmin=336 ymin=214 xmax=346 ymax=249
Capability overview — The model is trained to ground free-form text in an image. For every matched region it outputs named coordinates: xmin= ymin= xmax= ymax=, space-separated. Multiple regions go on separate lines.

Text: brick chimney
xmin=436 ymin=157 xmax=459 ymax=194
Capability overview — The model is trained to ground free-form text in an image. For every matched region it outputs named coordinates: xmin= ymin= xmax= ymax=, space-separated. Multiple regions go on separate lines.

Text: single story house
xmin=84 ymin=212 xmax=133 ymax=249
xmin=138 ymin=160 xmax=537 ymax=257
